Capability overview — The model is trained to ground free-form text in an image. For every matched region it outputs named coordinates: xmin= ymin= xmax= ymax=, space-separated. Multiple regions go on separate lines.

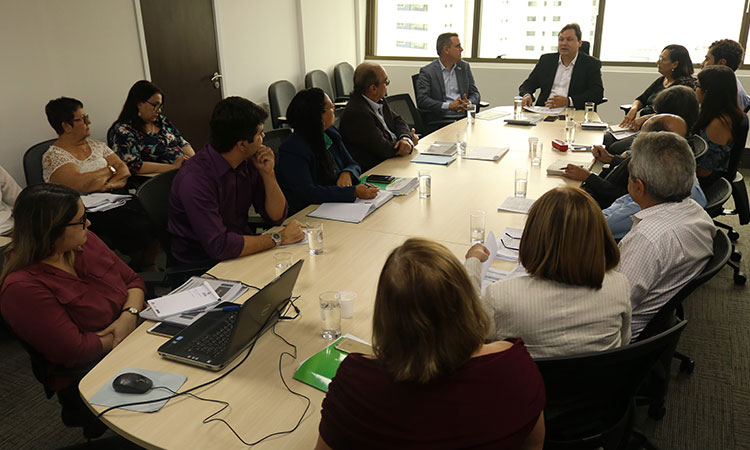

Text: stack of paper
xmin=609 ymin=124 xmax=638 ymax=140
xmin=580 ymin=121 xmax=608 ymax=130
xmin=523 ymin=105 xmax=565 ymax=115
xmin=463 ymin=147 xmax=509 ymax=161
xmin=547 ymin=160 xmax=586 ymax=176
xmin=476 ymin=106 xmax=511 ymax=121
xmin=81 ymin=193 xmax=132 ymax=212
xmin=307 ymin=190 xmax=394 ymax=223
xmin=385 ymin=177 xmax=418 ymax=195
xmin=146 ymin=281 xmax=220 ymax=319
xmin=421 ymin=141 xmax=457 ymax=156
xmin=496 ymin=227 xmax=523 ymax=262
xmin=504 ymin=115 xmax=544 ymax=126
xmin=410 ymin=153 xmax=457 ymax=165
xmin=498 ymin=196 xmax=536 ymax=214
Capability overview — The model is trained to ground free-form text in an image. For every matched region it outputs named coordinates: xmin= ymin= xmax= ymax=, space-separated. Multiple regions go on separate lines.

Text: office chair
xmin=384 ymin=93 xmax=426 ymax=137
xmin=535 ymin=320 xmax=687 ymax=450
xmin=305 ymin=70 xmax=347 ymax=104
xmin=333 ymin=62 xmax=354 ymax=101
xmin=690 ymin=134 xmax=708 ymax=159
xmin=409 ymin=74 xmax=456 ymax=135
xmin=23 ymin=139 xmax=56 ymax=186
xmin=268 ymin=80 xmax=297 ymax=129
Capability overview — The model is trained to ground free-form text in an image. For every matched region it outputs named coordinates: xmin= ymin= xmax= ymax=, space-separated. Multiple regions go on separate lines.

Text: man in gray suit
xmin=416 ymin=33 xmax=481 ymax=123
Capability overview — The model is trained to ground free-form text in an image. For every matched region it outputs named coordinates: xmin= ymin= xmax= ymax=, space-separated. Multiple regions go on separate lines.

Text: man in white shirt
xmin=519 ymin=23 xmax=603 ymax=109
xmin=701 ymin=39 xmax=750 ymax=112
xmin=618 ymin=132 xmax=715 ymax=338
xmin=0 ymin=165 xmax=21 ymax=235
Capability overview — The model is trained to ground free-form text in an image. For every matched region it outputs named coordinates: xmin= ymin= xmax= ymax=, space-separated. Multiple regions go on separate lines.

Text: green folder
xmin=293 ymin=337 xmax=349 ymax=393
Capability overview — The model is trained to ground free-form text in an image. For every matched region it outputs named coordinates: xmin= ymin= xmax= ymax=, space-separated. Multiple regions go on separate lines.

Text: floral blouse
xmin=696 ymin=129 xmax=732 ymax=173
xmin=109 ymin=114 xmax=189 ymax=174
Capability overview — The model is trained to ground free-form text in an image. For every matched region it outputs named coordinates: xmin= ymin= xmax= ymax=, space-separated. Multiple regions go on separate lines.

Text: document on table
xmin=609 ymin=124 xmax=638 ymax=140
xmin=307 ymin=190 xmax=394 ymax=223
xmin=81 ymin=193 xmax=132 ymax=212
xmin=463 ymin=146 xmax=509 ymax=161
xmin=421 ymin=141 xmax=458 ymax=156
xmin=476 ymin=106 xmax=512 ymax=120
xmin=523 ymin=105 xmax=565 ymax=115
xmin=410 ymin=153 xmax=457 ymax=165
xmin=498 ymin=196 xmax=536 ymax=214
xmin=547 ymin=160 xmax=586 ymax=176
xmin=496 ymin=227 xmax=523 ymax=262
xmin=146 ymin=281 xmax=221 ymax=318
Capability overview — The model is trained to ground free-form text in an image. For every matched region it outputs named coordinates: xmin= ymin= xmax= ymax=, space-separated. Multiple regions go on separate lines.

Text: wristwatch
xmin=270 ymin=232 xmax=282 ymax=247
xmin=121 ymin=307 xmax=139 ymax=317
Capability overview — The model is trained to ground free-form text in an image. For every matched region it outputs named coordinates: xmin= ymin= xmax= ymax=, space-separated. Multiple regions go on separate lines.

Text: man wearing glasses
xmin=339 ymin=62 xmax=419 ymax=172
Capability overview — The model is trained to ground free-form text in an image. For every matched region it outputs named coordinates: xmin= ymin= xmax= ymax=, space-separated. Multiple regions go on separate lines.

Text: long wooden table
xmin=79 ymin=111 xmax=603 ymax=449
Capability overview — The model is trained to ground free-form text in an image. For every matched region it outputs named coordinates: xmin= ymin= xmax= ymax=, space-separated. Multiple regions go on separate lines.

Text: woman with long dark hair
xmin=109 ymin=80 xmax=195 ymax=175
xmin=276 ymin=88 xmax=378 ymax=214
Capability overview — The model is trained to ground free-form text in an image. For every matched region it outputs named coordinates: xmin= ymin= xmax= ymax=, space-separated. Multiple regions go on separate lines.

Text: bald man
xmin=339 ymin=63 xmax=418 ymax=173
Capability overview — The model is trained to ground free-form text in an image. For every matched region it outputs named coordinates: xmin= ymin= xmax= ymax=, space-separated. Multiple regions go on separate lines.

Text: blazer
xmin=277 ymin=127 xmax=361 ymax=214
xmin=518 ymin=52 xmax=604 ymax=109
xmin=339 ymin=94 xmax=412 ymax=173
xmin=416 ymin=59 xmax=481 ymax=122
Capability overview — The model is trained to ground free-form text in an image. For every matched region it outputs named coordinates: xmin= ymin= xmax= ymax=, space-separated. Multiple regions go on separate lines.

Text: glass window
xmin=599 ymin=0 xmax=746 ymax=63
xmin=372 ymin=0 xmax=475 ymax=57
xmin=478 ymin=0 xmax=599 ymax=59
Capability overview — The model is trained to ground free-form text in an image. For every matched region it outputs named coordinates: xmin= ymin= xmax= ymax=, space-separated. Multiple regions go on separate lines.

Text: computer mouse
xmin=112 ymin=372 xmax=153 ymax=394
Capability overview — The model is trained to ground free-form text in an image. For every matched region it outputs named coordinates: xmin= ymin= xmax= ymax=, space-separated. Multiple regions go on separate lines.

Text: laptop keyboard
xmin=186 ymin=312 xmax=238 ymax=358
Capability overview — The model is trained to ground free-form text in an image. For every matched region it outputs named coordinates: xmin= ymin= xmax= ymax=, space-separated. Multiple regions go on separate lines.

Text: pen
xmin=207 ymin=306 xmax=239 ymax=313
xmin=364 ymin=183 xmax=378 ymax=189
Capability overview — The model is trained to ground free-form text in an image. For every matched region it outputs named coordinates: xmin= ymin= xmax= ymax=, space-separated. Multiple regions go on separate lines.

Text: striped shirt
xmin=618 ymin=198 xmax=715 ymax=338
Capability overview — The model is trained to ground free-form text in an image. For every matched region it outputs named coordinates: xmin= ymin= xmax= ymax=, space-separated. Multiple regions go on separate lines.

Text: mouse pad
xmin=89 ymin=367 xmax=187 ymax=413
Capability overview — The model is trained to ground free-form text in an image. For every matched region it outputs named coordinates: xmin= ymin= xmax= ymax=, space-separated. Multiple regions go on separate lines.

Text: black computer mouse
xmin=112 ymin=372 xmax=153 ymax=394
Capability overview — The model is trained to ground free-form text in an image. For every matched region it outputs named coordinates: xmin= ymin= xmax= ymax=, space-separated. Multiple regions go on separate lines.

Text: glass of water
xmin=515 ymin=168 xmax=528 ymax=198
xmin=531 ymin=141 xmax=543 ymax=167
xmin=466 ymin=103 xmax=476 ymax=124
xmin=419 ymin=170 xmax=431 ymax=198
xmin=565 ymin=119 xmax=576 ymax=145
xmin=456 ymin=131 xmax=467 ymax=156
xmin=273 ymin=251 xmax=292 ymax=276
xmin=513 ymin=96 xmax=523 ymax=118
xmin=319 ymin=291 xmax=341 ymax=340
xmin=584 ymin=102 xmax=595 ymax=122
xmin=470 ymin=210 xmax=486 ymax=244
xmin=565 ymin=107 xmax=575 ymax=122
xmin=304 ymin=222 xmax=324 ymax=255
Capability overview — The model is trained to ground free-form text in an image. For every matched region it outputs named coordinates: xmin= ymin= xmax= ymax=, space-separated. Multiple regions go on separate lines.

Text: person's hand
xmin=394 ymin=139 xmax=412 ymax=156
xmin=563 ymin=164 xmax=591 ymax=181
xmin=410 ymin=128 xmax=419 ymax=146
xmin=96 ymin=313 xmax=137 ymax=348
xmin=336 ymin=172 xmax=353 ymax=186
xmin=171 ymin=155 xmax=189 ymax=169
xmin=466 ymin=243 xmax=490 ymax=262
xmin=630 ymin=116 xmax=647 ymax=131
xmin=355 ymin=184 xmax=379 ymax=199
xmin=280 ymin=219 xmax=304 ymax=245
xmin=592 ymin=145 xmax=613 ymax=164
xmin=449 ymin=95 xmax=470 ymax=112
xmin=522 ymin=94 xmax=533 ymax=107
xmin=619 ymin=108 xmax=637 ymax=128
xmin=252 ymin=146 xmax=275 ymax=175
xmin=545 ymin=95 xmax=569 ymax=108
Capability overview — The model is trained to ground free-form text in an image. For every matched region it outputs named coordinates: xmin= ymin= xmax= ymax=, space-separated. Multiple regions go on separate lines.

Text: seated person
xmin=602 ymin=117 xmax=707 ymax=240
xmin=702 ymin=39 xmax=750 ymax=112
xmin=618 ymin=132 xmax=715 ymax=339
xmin=109 ymin=80 xmax=195 ymax=175
xmin=519 ymin=23 xmax=603 ymax=109
xmin=43 ymin=97 xmax=157 ymax=271
xmin=465 ymin=187 xmax=631 ymax=359
xmin=169 ymin=97 xmax=304 ymax=264
xmin=277 ymin=88 xmax=378 ymax=214
xmin=316 ymin=238 xmax=545 ymax=450
xmin=0 ymin=184 xmax=145 ymax=392
xmin=416 ymin=32 xmax=481 ymax=122
xmin=693 ymin=65 xmax=746 ymax=186
xmin=339 ymin=62 xmax=419 ymax=173
xmin=0 ymin=164 xmax=21 ymax=236
xmin=619 ymin=45 xmax=695 ymax=130
xmin=566 ymin=86 xmax=700 ymax=208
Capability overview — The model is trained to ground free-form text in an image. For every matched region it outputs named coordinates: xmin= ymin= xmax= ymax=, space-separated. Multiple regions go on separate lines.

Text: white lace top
xmin=42 ymin=139 xmax=114 ymax=182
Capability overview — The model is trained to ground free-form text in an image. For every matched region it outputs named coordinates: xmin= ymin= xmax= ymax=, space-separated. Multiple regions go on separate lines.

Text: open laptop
xmin=158 ymin=259 xmax=304 ymax=371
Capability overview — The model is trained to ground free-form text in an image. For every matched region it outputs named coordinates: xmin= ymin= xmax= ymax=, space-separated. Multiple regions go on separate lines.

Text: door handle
xmin=211 ymin=72 xmax=222 ymax=89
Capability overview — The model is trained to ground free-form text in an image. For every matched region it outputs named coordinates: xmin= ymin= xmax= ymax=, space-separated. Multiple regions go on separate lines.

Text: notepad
xmin=146 ymin=282 xmax=221 ymax=318
xmin=421 ymin=141 xmax=457 ymax=156
xmin=385 ymin=177 xmax=418 ymax=195
xmin=307 ymin=190 xmax=394 ymax=223
xmin=410 ymin=153 xmax=457 ymax=165
xmin=463 ymin=147 xmax=509 ymax=161
xmin=504 ymin=115 xmax=544 ymax=126
xmin=498 ymin=196 xmax=536 ymax=214
xmin=547 ymin=160 xmax=586 ymax=176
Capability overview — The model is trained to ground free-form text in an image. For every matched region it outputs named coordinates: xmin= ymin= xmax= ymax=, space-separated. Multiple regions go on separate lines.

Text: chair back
xmin=384 ymin=94 xmax=425 ymax=136
xmin=689 ymin=133 xmax=708 ymax=159
xmin=23 ymin=139 xmax=56 ymax=186
xmin=263 ymin=128 xmax=292 ymax=166
xmin=581 ymin=41 xmax=591 ymax=55
xmin=305 ymin=70 xmax=336 ymax=101
xmin=723 ymin=114 xmax=749 ymax=182
xmin=637 ymin=230 xmax=731 ymax=341
xmin=135 ymin=169 xmax=179 ymax=246
xmin=536 ymin=320 xmax=687 ymax=446
xmin=333 ymin=62 xmax=354 ymax=100
xmin=703 ymin=177 xmax=732 ymax=218
xmin=411 ymin=73 xmax=420 ymax=99
xmin=268 ymin=80 xmax=297 ymax=129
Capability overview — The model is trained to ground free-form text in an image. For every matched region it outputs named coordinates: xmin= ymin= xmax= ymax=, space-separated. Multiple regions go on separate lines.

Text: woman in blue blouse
xmin=109 ymin=80 xmax=195 ymax=175
xmin=277 ymin=88 xmax=378 ymax=214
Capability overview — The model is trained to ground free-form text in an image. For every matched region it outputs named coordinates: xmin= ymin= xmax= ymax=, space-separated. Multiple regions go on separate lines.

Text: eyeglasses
xmin=71 ymin=114 xmax=91 ymax=125
xmin=64 ymin=211 xmax=88 ymax=230
xmin=500 ymin=233 xmax=520 ymax=251
xmin=146 ymin=101 xmax=163 ymax=111
xmin=379 ymin=78 xmax=391 ymax=86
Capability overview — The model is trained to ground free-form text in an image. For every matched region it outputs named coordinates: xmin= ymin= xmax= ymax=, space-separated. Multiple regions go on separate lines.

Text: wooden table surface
xmin=79 ymin=111 xmax=603 ymax=449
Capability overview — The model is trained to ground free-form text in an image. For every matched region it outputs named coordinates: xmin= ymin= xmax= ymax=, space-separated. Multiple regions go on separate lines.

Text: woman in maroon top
xmin=0 ymin=184 xmax=145 ymax=392
xmin=316 ymin=238 xmax=546 ymax=450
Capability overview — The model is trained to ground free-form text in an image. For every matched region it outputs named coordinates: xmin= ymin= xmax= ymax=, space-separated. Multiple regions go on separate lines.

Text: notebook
xmin=546 ymin=160 xmax=586 ymax=176
xmin=307 ymin=190 xmax=394 ymax=223
xmin=504 ymin=115 xmax=544 ymax=126
xmin=157 ymin=260 xmax=304 ymax=371
xmin=420 ymin=141 xmax=457 ymax=156
xmin=410 ymin=154 xmax=457 ymax=165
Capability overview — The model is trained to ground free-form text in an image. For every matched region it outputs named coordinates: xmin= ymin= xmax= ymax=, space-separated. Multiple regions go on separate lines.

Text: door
xmin=139 ymin=0 xmax=223 ymax=151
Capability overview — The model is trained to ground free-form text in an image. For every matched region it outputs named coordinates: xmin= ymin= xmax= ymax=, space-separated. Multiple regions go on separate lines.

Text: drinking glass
xmin=338 ymin=291 xmax=356 ymax=319
xmin=456 ymin=131 xmax=467 ymax=156
xmin=584 ymin=102 xmax=595 ymax=122
xmin=513 ymin=96 xmax=523 ymax=118
xmin=565 ymin=119 xmax=576 ymax=145
xmin=470 ymin=210 xmax=486 ymax=244
xmin=304 ymin=222 xmax=324 ymax=255
xmin=319 ymin=291 xmax=341 ymax=340
xmin=514 ymin=168 xmax=528 ymax=198
xmin=419 ymin=170 xmax=431 ymax=198
xmin=466 ymin=103 xmax=476 ymax=124
xmin=273 ymin=252 xmax=292 ymax=276
xmin=531 ymin=141 xmax=543 ymax=167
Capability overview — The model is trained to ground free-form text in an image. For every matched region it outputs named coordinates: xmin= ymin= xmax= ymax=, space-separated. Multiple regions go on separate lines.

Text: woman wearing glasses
xmin=0 ymin=184 xmax=145 ymax=392
xmin=43 ymin=97 xmax=157 ymax=271
xmin=465 ymin=187 xmax=631 ymax=358
xmin=109 ymin=80 xmax=195 ymax=175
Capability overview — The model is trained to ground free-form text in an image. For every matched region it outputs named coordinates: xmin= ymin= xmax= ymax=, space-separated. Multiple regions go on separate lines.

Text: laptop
xmin=157 ymin=259 xmax=304 ymax=371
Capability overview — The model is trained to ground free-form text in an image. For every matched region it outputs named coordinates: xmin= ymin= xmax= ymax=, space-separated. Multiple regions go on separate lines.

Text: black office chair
xmin=23 ymin=139 xmax=56 ymax=186
xmin=384 ymin=93 xmax=426 ymax=137
xmin=333 ymin=62 xmax=354 ymax=101
xmin=263 ymin=127 xmax=292 ymax=164
xmin=410 ymin=74 xmax=455 ymax=135
xmin=703 ymin=177 xmax=733 ymax=219
xmin=305 ymin=69 xmax=347 ymax=104
xmin=268 ymin=80 xmax=296 ymax=129
xmin=690 ymin=134 xmax=708 ymax=159
xmin=535 ymin=320 xmax=687 ymax=450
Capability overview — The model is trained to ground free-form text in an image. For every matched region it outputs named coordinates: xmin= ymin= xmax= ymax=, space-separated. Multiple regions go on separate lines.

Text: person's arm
xmin=47 ymin=160 xmax=112 ymax=194
xmin=277 ymin=142 xmax=356 ymax=205
xmin=251 ymin=145 xmax=287 ymax=223
xmin=333 ymin=136 xmax=362 ymax=184
xmin=621 ymin=299 xmax=632 ymax=345
xmin=520 ymin=412 xmax=545 ymax=450
xmin=0 ymin=165 xmax=22 ymax=207
xmin=519 ymin=59 xmax=544 ymax=104
xmin=102 ymin=153 xmax=130 ymax=191
xmin=237 ymin=220 xmax=304 ymax=257
xmin=137 ymin=159 xmax=187 ymax=175
xmin=109 ymin=124 xmax=145 ymax=175
xmin=181 ymin=144 xmax=196 ymax=157
xmin=620 ymin=99 xmax=643 ymax=128
xmin=569 ymin=56 xmax=604 ymax=109
xmin=341 ymin=108 xmax=400 ymax=163
xmin=618 ymin=233 xmax=663 ymax=309
xmin=95 ymin=287 xmax=144 ymax=348
xmin=416 ymin=66 xmax=444 ymax=113
xmin=602 ymin=195 xmax=640 ymax=241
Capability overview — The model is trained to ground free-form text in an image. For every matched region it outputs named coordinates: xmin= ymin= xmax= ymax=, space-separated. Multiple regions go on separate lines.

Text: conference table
xmin=79 ymin=110 xmax=605 ymax=449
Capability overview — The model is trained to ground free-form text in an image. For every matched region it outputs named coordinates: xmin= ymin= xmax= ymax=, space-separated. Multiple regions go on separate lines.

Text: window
xmin=527 ymin=1 xmax=537 ymax=5
xmin=552 ymin=16 xmax=560 ymax=21
xmin=526 ymin=31 xmax=536 ymax=36
xmin=527 ymin=16 xmax=537 ymax=22
xmin=526 ymin=45 xmax=535 ymax=51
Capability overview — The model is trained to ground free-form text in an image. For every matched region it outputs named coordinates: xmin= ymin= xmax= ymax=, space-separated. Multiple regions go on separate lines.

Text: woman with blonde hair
xmin=466 ymin=187 xmax=631 ymax=358
xmin=316 ymin=238 xmax=545 ymax=450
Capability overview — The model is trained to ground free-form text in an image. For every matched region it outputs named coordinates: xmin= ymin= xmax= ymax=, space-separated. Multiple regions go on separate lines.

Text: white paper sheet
xmin=498 ymin=197 xmax=536 ymax=214
xmin=146 ymin=282 xmax=220 ymax=318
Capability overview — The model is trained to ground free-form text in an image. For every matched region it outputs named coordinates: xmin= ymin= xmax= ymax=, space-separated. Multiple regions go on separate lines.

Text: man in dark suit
xmin=416 ymin=33 xmax=481 ymax=122
xmin=340 ymin=63 xmax=418 ymax=173
xmin=519 ymin=23 xmax=603 ymax=110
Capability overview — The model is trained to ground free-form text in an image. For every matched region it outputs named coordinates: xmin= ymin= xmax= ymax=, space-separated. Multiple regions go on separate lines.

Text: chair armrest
xmin=619 ymin=104 xmax=632 ymax=114
xmin=479 ymin=101 xmax=489 ymax=107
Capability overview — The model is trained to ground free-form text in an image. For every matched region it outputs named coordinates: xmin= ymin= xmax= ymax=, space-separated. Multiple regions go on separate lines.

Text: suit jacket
xmin=518 ymin=52 xmax=603 ymax=109
xmin=416 ymin=59 xmax=481 ymax=122
xmin=339 ymin=95 xmax=411 ymax=173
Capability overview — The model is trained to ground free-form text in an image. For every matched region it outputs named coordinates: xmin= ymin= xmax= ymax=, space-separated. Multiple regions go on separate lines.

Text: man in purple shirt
xmin=168 ymin=97 xmax=304 ymax=264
